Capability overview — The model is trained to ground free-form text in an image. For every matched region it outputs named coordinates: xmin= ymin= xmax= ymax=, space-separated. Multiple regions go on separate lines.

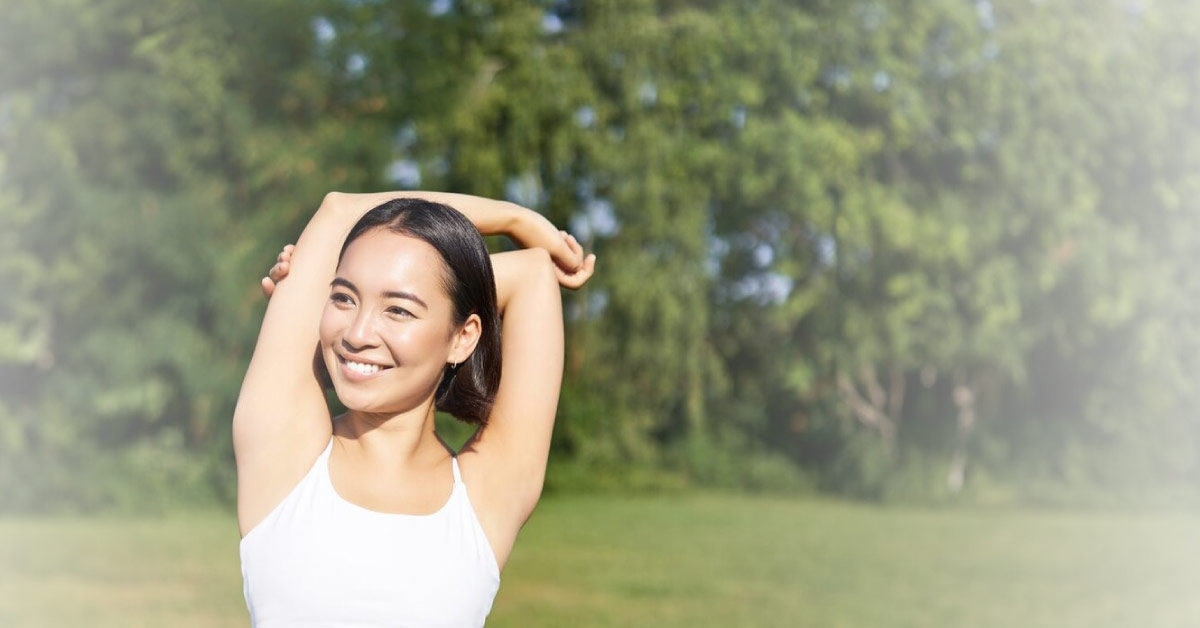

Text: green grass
xmin=1 ymin=493 xmax=1197 ymax=627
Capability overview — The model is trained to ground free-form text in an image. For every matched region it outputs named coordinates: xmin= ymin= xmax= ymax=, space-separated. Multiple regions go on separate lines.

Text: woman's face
xmin=318 ymin=228 xmax=478 ymax=413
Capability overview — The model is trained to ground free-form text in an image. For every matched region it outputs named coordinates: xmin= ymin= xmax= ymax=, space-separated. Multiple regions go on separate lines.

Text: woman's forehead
xmin=337 ymin=230 xmax=450 ymax=298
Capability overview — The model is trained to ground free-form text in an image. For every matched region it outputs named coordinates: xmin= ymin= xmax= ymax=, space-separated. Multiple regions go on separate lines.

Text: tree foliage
xmin=1 ymin=0 xmax=1197 ymax=512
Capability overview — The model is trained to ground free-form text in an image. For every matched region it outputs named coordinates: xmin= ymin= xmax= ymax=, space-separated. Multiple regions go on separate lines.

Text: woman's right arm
xmin=233 ymin=194 xmax=365 ymax=458
xmin=234 ymin=193 xmax=367 ymax=537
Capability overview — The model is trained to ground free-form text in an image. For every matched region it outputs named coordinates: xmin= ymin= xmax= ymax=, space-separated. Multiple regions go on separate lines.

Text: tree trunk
xmin=837 ymin=363 xmax=905 ymax=458
xmin=947 ymin=375 xmax=976 ymax=494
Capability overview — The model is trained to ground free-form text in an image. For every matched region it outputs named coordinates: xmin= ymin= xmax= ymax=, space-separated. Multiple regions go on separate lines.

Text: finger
xmin=552 ymin=240 xmax=581 ymax=272
xmin=561 ymin=233 xmax=584 ymax=270
xmin=261 ymin=276 xmax=274 ymax=297
xmin=555 ymin=258 xmax=595 ymax=290
xmin=566 ymin=233 xmax=583 ymax=259
xmin=576 ymin=258 xmax=595 ymax=284
xmin=576 ymin=255 xmax=596 ymax=286
xmin=557 ymin=270 xmax=583 ymax=290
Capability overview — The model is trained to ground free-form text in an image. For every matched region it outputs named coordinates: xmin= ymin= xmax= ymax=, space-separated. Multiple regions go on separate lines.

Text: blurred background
xmin=1 ymin=0 xmax=1198 ymax=626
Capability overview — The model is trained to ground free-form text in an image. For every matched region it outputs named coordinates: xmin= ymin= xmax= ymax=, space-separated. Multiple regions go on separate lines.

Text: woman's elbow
xmin=320 ymin=191 xmax=346 ymax=212
xmin=520 ymin=247 xmax=558 ymax=285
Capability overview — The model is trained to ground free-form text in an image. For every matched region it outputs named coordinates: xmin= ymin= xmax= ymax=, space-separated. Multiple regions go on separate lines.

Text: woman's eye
xmin=387 ymin=307 xmax=413 ymax=318
xmin=330 ymin=293 xmax=353 ymax=305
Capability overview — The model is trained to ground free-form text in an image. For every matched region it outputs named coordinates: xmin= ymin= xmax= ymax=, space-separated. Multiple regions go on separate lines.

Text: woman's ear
xmin=449 ymin=313 xmax=483 ymax=365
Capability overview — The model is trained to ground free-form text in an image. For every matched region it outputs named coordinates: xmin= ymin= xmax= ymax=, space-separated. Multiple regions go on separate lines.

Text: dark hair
xmin=336 ymin=197 xmax=501 ymax=426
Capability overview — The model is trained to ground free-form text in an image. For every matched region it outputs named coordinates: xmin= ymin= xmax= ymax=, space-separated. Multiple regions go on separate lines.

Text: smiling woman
xmin=232 ymin=191 xmax=595 ymax=627
xmin=319 ymin=200 xmax=502 ymax=425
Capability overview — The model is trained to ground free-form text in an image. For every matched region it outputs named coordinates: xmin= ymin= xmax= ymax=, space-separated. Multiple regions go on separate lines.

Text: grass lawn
xmin=1 ymin=492 xmax=1196 ymax=627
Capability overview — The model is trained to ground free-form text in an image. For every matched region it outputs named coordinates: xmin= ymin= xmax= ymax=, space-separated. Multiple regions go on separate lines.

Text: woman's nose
xmin=343 ymin=310 xmax=379 ymax=349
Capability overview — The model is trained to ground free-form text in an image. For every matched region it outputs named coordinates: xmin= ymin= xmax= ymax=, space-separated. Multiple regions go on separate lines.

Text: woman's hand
xmin=509 ymin=210 xmax=586 ymax=277
xmin=260 ymin=244 xmax=294 ymax=298
xmin=550 ymin=230 xmax=597 ymax=290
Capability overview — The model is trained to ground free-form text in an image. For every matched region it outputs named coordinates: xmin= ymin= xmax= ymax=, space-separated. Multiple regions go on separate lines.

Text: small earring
xmin=450 ymin=361 xmax=458 ymax=369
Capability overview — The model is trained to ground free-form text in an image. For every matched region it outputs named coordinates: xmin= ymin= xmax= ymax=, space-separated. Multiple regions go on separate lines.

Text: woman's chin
xmin=332 ymin=385 xmax=406 ymax=413
xmin=334 ymin=389 xmax=436 ymax=416
xmin=334 ymin=389 xmax=381 ymax=412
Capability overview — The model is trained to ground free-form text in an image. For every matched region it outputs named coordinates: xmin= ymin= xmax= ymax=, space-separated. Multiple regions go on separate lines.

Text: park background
xmin=1 ymin=0 xmax=1198 ymax=626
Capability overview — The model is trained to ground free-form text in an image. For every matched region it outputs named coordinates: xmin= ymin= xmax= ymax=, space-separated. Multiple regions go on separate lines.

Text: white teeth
xmin=345 ymin=360 xmax=382 ymax=375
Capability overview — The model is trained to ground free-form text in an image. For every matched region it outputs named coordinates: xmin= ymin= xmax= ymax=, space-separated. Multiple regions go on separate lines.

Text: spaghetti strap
xmin=450 ymin=456 xmax=462 ymax=484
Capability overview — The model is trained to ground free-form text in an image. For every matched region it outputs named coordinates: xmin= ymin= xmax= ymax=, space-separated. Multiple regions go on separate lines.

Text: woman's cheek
xmin=318 ymin=304 xmax=349 ymax=344
xmin=402 ymin=324 xmax=443 ymax=359
xmin=317 ymin=305 xmax=335 ymax=340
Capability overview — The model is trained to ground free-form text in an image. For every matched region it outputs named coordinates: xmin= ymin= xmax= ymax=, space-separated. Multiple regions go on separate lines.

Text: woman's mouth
xmin=337 ymin=354 xmax=394 ymax=381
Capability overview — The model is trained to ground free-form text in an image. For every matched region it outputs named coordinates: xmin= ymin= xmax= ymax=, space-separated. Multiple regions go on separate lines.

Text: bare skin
xmin=234 ymin=191 xmax=595 ymax=575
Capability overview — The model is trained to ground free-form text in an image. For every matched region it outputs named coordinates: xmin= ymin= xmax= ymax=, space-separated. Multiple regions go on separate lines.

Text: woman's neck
xmin=333 ymin=400 xmax=448 ymax=471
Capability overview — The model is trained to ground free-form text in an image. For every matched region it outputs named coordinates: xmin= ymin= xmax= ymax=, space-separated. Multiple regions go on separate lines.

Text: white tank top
xmin=239 ymin=435 xmax=501 ymax=627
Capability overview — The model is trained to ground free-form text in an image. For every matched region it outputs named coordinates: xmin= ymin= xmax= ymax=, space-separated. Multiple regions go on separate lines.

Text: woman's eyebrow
xmin=382 ymin=289 xmax=428 ymax=310
xmin=331 ymin=277 xmax=428 ymax=310
xmin=330 ymin=277 xmax=359 ymax=293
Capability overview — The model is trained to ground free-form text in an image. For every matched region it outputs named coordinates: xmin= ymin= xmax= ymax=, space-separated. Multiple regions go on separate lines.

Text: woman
xmin=235 ymin=191 xmax=596 ymax=627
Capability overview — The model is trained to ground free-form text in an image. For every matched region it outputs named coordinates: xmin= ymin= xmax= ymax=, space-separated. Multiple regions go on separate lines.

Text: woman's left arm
xmin=322 ymin=190 xmax=583 ymax=273
xmin=322 ymin=190 xmax=518 ymax=235
xmin=459 ymin=237 xmax=595 ymax=523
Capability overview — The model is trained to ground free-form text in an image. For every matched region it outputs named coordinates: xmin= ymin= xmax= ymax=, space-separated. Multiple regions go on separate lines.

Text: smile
xmin=337 ymin=354 xmax=394 ymax=380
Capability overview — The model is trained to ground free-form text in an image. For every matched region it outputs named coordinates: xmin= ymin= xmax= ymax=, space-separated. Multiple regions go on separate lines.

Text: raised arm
xmin=457 ymin=236 xmax=595 ymax=528
xmin=234 ymin=193 xmax=362 ymax=454
xmin=320 ymin=191 xmax=519 ymax=236
xmin=319 ymin=191 xmax=584 ymax=273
